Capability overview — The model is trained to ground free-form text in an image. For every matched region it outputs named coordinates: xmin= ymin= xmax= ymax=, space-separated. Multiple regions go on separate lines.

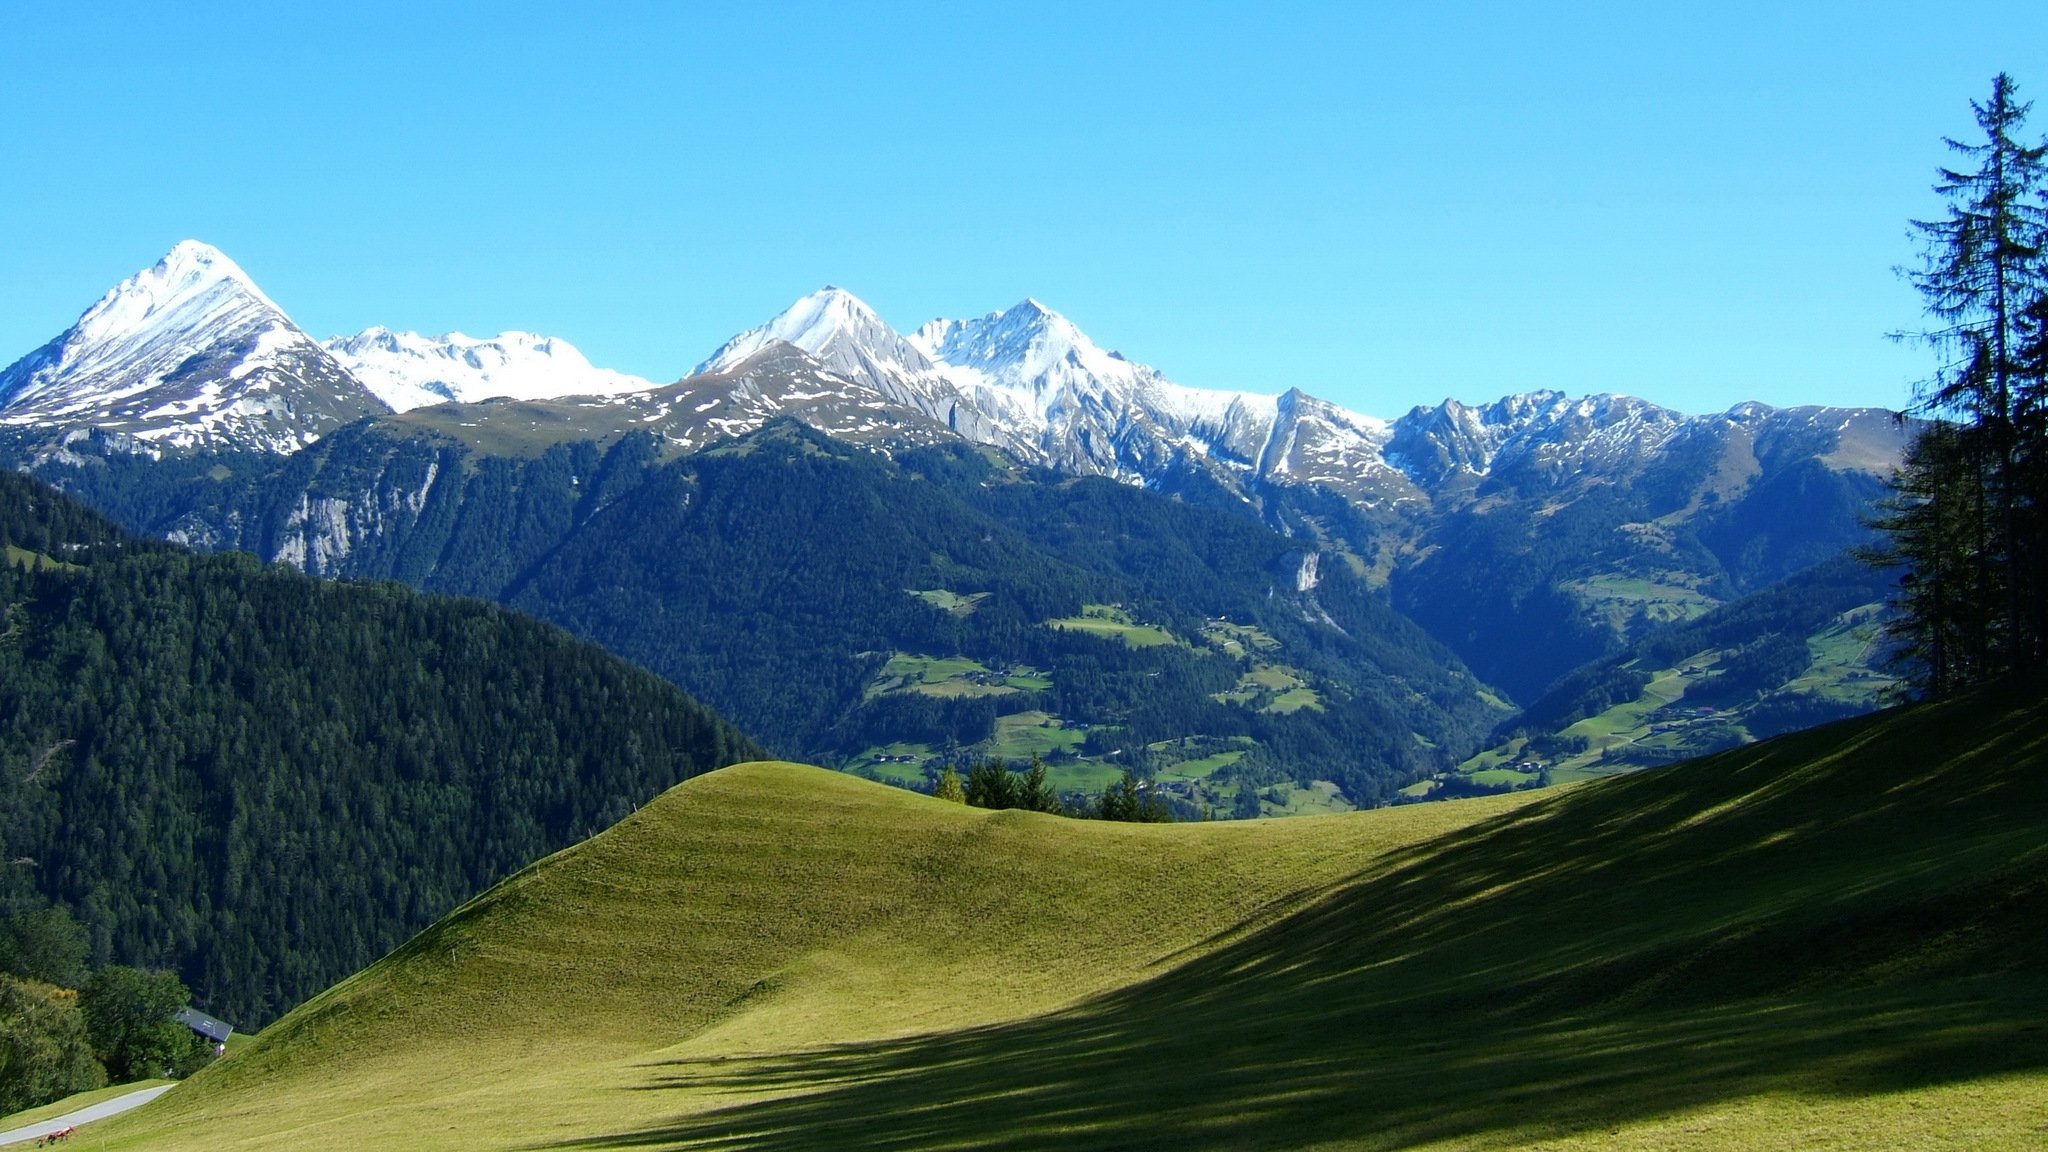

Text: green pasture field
xmin=1149 ymin=736 xmax=1256 ymax=781
xmin=863 ymin=653 xmax=1051 ymax=700
xmin=985 ymin=710 xmax=1087 ymax=761
xmin=905 ymin=589 xmax=990 ymax=617
xmin=1045 ymin=604 xmax=1177 ymax=648
xmin=1197 ymin=620 xmax=1280 ymax=658
xmin=845 ymin=742 xmax=936 ymax=786
xmin=2 ymin=544 xmax=78 ymax=572
xmin=1561 ymin=572 xmax=1720 ymax=631
xmin=93 ymin=680 xmax=2048 ymax=1151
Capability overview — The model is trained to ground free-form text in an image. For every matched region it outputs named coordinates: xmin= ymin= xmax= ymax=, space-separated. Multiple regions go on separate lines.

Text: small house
xmin=175 ymin=1006 xmax=234 ymax=1051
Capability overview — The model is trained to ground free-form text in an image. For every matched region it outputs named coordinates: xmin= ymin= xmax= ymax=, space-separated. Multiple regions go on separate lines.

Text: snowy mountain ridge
xmin=0 ymin=244 xmax=1906 ymax=511
xmin=326 ymin=327 xmax=655 ymax=412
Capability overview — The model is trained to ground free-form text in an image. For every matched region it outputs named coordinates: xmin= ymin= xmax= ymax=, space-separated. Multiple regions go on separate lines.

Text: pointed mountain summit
xmin=0 ymin=241 xmax=387 ymax=454
xmin=696 ymin=287 xmax=938 ymax=391
xmin=326 ymin=328 xmax=655 ymax=412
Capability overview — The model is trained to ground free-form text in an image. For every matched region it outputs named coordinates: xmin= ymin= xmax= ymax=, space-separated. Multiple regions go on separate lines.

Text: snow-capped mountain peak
xmin=0 ymin=241 xmax=386 ymax=453
xmin=2 ymin=241 xmax=282 ymax=411
xmin=325 ymin=327 xmax=655 ymax=412
xmin=695 ymin=286 xmax=935 ymax=383
xmin=101 ymin=239 xmax=284 ymax=328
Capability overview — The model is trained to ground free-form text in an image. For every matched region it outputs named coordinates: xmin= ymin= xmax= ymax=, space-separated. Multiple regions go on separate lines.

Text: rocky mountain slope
xmin=0 ymin=243 xmax=1909 ymax=519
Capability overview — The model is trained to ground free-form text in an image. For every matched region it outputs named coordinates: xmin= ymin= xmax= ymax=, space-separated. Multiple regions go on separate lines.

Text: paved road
xmin=0 ymin=1084 xmax=174 ymax=1146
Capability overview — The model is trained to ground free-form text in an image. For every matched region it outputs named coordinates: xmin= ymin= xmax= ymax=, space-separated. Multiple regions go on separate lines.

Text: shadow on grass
xmin=547 ymin=685 xmax=2048 ymax=1151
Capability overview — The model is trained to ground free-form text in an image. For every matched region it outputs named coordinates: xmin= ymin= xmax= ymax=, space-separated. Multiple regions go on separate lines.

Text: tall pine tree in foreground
xmin=1878 ymin=73 xmax=2048 ymax=691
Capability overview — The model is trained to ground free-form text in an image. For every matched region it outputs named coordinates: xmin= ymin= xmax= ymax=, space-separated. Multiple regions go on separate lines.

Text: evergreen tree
xmin=0 ymin=907 xmax=89 ymax=989
xmin=1096 ymin=771 xmax=1172 ymax=823
xmin=1096 ymin=773 xmax=1134 ymax=822
xmin=1884 ymin=73 xmax=2048 ymax=688
xmin=1232 ymin=781 xmax=1263 ymax=820
xmin=964 ymin=757 xmax=1018 ymax=809
xmin=1866 ymin=425 xmax=1995 ymax=692
xmin=932 ymin=764 xmax=966 ymax=804
xmin=1018 ymin=753 xmax=1059 ymax=813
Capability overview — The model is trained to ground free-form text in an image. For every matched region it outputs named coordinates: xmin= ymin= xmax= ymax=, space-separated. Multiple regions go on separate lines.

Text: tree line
xmin=930 ymin=754 xmax=1172 ymax=822
xmin=1875 ymin=74 xmax=2048 ymax=694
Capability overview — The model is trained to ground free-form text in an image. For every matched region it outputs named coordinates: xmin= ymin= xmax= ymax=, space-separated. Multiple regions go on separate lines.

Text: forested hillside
xmin=1385 ymin=447 xmax=1891 ymax=703
xmin=12 ymin=421 xmax=1503 ymax=812
xmin=1424 ymin=555 xmax=1900 ymax=796
xmin=498 ymin=425 xmax=1503 ymax=809
xmin=0 ymin=470 xmax=758 ymax=1025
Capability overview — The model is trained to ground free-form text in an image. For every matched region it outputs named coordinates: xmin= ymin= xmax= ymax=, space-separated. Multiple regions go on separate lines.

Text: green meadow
xmin=1045 ymin=603 xmax=1178 ymax=648
xmin=88 ymin=680 xmax=2048 ymax=1150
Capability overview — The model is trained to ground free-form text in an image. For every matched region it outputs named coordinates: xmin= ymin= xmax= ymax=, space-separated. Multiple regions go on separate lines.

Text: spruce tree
xmin=964 ymin=757 xmax=1018 ymax=809
xmin=1019 ymin=753 xmax=1059 ymax=813
xmin=1885 ymin=73 xmax=2048 ymax=685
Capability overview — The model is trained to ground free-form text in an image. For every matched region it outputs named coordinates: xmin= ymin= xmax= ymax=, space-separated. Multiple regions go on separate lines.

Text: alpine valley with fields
xmin=3 ymin=50 xmax=2047 ymax=1148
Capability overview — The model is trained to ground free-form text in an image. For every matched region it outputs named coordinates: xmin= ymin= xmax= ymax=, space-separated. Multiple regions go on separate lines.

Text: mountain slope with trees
xmin=0 ymin=470 xmax=758 ymax=1026
xmin=22 ymin=419 xmax=1502 ymax=810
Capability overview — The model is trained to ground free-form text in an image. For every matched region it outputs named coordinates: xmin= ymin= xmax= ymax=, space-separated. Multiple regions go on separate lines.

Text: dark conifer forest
xmin=0 ymin=470 xmax=757 ymax=1025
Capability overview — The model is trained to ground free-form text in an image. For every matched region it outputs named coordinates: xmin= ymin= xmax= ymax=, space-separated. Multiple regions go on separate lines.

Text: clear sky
xmin=3 ymin=2 xmax=2044 ymax=417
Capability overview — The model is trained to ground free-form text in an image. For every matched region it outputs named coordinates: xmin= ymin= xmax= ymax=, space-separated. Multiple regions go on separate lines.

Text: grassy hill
xmin=87 ymin=678 xmax=2048 ymax=1150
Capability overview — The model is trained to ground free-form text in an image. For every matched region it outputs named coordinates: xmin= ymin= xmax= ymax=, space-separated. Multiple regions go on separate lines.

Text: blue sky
xmin=2 ymin=2 xmax=2044 ymax=416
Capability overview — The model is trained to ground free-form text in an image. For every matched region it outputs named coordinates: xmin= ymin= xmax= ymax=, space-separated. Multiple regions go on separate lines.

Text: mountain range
xmin=0 ymin=242 xmax=1904 ymax=509
xmin=0 ymin=242 xmax=1916 ymax=806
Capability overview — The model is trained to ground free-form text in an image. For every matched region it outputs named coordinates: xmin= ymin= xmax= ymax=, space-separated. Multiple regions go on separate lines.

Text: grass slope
xmin=99 ymin=683 xmax=2048 ymax=1149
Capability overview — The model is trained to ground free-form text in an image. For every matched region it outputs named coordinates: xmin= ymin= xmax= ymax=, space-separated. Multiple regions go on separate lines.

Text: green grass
xmin=96 ymin=680 xmax=2048 ymax=1150
xmin=1783 ymin=607 xmax=1899 ymax=702
xmin=1041 ymin=758 xmax=1127 ymax=795
xmin=1212 ymin=661 xmax=1323 ymax=713
xmin=3 ymin=544 xmax=78 ymax=572
xmin=984 ymin=710 xmax=1087 ymax=761
xmin=1464 ymin=606 xmax=1900 ymax=788
xmin=1256 ymin=778 xmax=1357 ymax=817
xmin=1264 ymin=685 xmax=1323 ymax=714
xmin=0 ymin=1079 xmax=172 ymax=1131
xmin=1562 ymin=572 xmax=1720 ymax=631
xmin=905 ymin=589 xmax=990 ymax=617
xmin=1198 ymin=620 xmax=1279 ymax=658
xmin=1160 ymin=750 xmax=1245 ymax=780
xmin=1045 ymin=604 xmax=1177 ymax=648
xmin=863 ymin=653 xmax=1049 ymax=700
xmin=844 ymin=742 xmax=936 ymax=785
xmin=1148 ymin=737 xmax=1255 ymax=782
